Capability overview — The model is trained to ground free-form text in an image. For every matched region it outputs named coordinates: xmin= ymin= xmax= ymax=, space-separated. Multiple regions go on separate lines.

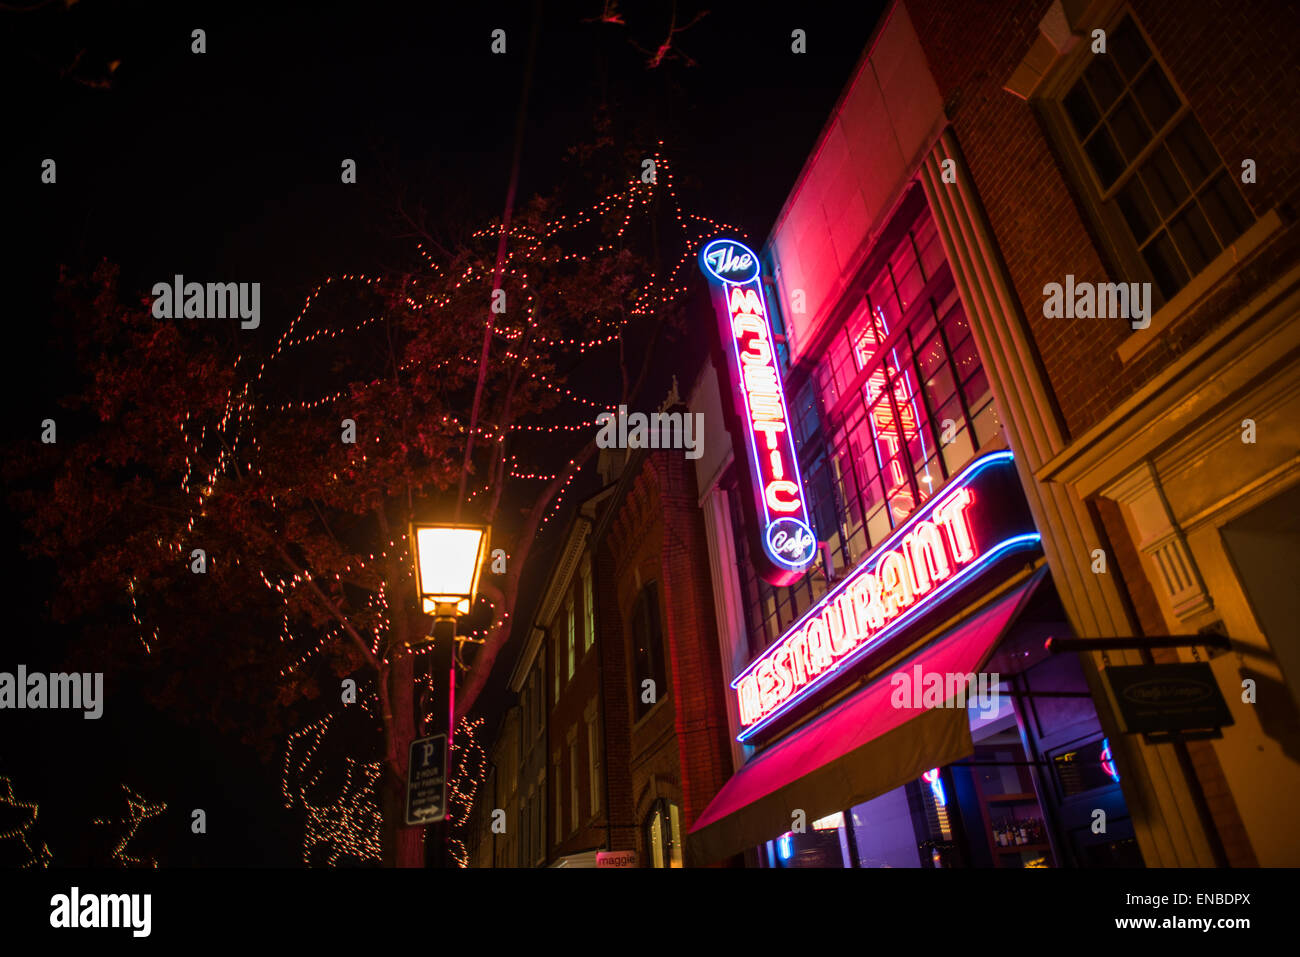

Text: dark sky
xmin=0 ymin=0 xmax=885 ymax=865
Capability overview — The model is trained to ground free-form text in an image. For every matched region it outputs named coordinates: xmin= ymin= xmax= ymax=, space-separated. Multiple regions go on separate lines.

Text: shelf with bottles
xmin=988 ymin=815 xmax=1048 ymax=851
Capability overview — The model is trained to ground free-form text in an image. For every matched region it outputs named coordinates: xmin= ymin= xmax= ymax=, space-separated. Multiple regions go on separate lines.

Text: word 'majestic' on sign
xmin=700 ymin=238 xmax=816 ymax=586
xmin=731 ymin=451 xmax=1041 ymax=742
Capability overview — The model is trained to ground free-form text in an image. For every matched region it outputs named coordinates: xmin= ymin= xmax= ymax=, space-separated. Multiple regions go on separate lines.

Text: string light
xmin=121 ymin=147 xmax=734 ymax=864
xmin=93 ymin=784 xmax=166 ymax=868
xmin=447 ymin=716 xmax=487 ymax=869
xmin=0 ymin=777 xmax=53 ymax=868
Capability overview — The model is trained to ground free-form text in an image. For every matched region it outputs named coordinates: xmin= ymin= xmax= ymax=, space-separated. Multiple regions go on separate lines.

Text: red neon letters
xmin=735 ymin=485 xmax=977 ymax=729
xmin=730 ymin=287 xmax=803 ymax=520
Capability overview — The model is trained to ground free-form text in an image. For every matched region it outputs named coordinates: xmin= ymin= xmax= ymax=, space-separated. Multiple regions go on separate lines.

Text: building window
xmin=731 ymin=203 xmax=997 ymax=655
xmin=644 ymin=799 xmax=683 ymax=868
xmin=582 ymin=560 xmax=595 ymax=652
xmin=534 ymin=667 xmax=545 ymax=738
xmin=1056 ymin=13 xmax=1253 ymax=302
xmin=568 ymin=730 xmax=579 ymax=834
xmin=536 ymin=772 xmax=546 ymax=864
xmin=552 ymin=750 xmax=561 ymax=846
xmin=520 ymin=687 xmax=530 ymax=745
xmin=586 ymin=700 xmax=602 ymax=817
xmin=630 ymin=582 xmax=668 ymax=720
xmin=553 ymin=633 xmax=562 ymax=704
xmin=566 ymin=596 xmax=576 ymax=679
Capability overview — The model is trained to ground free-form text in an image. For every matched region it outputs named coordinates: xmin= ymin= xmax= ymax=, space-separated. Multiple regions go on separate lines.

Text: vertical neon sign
xmin=700 ymin=238 xmax=817 ymax=586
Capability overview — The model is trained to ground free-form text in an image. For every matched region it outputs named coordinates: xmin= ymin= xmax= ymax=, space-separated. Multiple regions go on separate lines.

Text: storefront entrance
xmin=757 ymin=576 xmax=1142 ymax=868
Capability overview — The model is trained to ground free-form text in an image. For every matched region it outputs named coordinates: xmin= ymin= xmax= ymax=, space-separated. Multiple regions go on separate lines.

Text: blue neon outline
xmin=732 ymin=448 xmax=1012 ymax=686
xmin=700 ymin=238 xmax=762 ymax=284
xmin=728 ymin=449 xmax=1037 ymax=742
xmin=735 ymin=531 xmax=1041 ymax=741
xmin=700 ymin=237 xmax=816 ymax=574
xmin=923 ymin=769 xmax=947 ymax=807
xmin=766 ymin=517 xmax=816 ymax=565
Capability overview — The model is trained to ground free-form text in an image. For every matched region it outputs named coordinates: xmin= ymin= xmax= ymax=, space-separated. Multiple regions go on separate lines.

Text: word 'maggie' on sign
xmin=700 ymin=238 xmax=816 ymax=586
xmin=732 ymin=451 xmax=1041 ymax=742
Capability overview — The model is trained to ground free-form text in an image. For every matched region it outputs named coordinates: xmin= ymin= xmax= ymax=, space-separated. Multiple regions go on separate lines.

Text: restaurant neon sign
xmin=731 ymin=450 xmax=1041 ymax=742
xmin=700 ymin=238 xmax=816 ymax=585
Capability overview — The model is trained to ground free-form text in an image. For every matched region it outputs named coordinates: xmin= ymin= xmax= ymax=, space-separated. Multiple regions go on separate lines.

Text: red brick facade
xmin=602 ymin=448 xmax=736 ymax=866
xmin=906 ymin=0 xmax=1299 ymax=440
xmin=905 ymin=0 xmax=1296 ymax=864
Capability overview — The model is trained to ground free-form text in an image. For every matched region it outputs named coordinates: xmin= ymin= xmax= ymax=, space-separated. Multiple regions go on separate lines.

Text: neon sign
xmin=854 ymin=306 xmax=935 ymax=520
xmin=700 ymin=238 xmax=816 ymax=585
xmin=1100 ymin=738 xmax=1120 ymax=783
xmin=731 ymin=451 xmax=1041 ymax=742
xmin=922 ymin=768 xmax=946 ymax=807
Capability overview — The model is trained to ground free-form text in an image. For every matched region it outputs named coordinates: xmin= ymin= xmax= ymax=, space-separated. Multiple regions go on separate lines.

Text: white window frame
xmin=582 ymin=559 xmax=595 ymax=652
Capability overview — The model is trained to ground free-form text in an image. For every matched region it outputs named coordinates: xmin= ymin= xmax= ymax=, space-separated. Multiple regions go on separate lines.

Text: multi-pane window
xmin=644 ymin=799 xmax=684 ymax=868
xmin=631 ymin=583 xmax=668 ymax=720
xmin=519 ymin=796 xmax=529 ymax=868
xmin=732 ymin=203 xmax=999 ymax=655
xmin=534 ymin=666 xmax=545 ymax=737
xmin=552 ymin=750 xmax=562 ymax=845
xmin=1060 ymin=14 xmax=1253 ymax=301
xmin=552 ymin=635 xmax=561 ymax=705
xmin=586 ymin=701 xmax=602 ymax=817
xmin=533 ymin=786 xmax=543 ymax=864
xmin=567 ymin=730 xmax=579 ymax=834
xmin=566 ymin=597 xmax=576 ymax=680
xmin=582 ymin=560 xmax=595 ymax=652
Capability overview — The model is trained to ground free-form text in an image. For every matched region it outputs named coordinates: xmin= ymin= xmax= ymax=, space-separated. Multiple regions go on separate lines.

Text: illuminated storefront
xmin=685 ymin=5 xmax=1144 ymax=867
xmin=688 ymin=188 xmax=1142 ymax=868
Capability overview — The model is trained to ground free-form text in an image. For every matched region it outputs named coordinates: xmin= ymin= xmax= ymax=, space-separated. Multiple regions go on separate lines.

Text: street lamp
xmin=408 ymin=522 xmax=489 ymax=868
xmin=410 ymin=523 xmax=490 ymax=626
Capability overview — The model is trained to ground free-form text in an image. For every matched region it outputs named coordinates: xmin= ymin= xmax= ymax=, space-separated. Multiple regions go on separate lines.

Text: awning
xmin=688 ymin=568 xmax=1046 ymax=864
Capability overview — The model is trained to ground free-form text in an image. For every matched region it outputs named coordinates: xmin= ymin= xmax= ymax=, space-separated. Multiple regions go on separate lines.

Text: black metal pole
xmin=1046 ymin=634 xmax=1231 ymax=653
xmin=428 ymin=615 xmax=457 ymax=868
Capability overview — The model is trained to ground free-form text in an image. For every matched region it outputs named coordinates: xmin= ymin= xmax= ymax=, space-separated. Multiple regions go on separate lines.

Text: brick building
xmin=902 ymin=0 xmax=1300 ymax=866
xmin=470 ymin=422 xmax=735 ymax=867
xmin=588 ymin=424 xmax=737 ymax=867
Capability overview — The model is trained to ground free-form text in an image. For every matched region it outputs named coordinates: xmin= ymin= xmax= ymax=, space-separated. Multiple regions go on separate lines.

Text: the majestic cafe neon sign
xmin=731 ymin=450 xmax=1041 ymax=742
xmin=699 ymin=238 xmax=817 ymax=586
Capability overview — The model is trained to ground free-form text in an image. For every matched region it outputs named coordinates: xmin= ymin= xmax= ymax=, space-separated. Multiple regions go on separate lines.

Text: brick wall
xmin=907 ymin=0 xmax=1299 ymax=439
xmin=604 ymin=449 xmax=735 ymax=865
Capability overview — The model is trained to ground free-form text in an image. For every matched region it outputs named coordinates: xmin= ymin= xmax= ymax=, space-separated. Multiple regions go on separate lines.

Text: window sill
xmin=1117 ymin=208 xmax=1283 ymax=366
xmin=630 ymin=695 xmax=670 ymax=733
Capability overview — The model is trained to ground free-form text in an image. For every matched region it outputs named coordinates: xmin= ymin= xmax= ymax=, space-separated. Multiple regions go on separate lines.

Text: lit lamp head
xmin=410 ymin=523 xmax=489 ymax=620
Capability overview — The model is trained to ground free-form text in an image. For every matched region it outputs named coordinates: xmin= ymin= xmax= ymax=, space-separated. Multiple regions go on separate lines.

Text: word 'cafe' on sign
xmin=734 ymin=483 xmax=978 ymax=734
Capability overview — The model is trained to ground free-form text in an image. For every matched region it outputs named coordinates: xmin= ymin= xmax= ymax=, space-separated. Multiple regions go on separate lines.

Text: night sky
xmin=1 ymin=0 xmax=885 ymax=865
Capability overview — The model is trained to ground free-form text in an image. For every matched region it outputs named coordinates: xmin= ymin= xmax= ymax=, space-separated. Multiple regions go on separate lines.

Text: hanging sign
xmin=1102 ymin=663 xmax=1234 ymax=735
xmin=700 ymin=238 xmax=816 ymax=586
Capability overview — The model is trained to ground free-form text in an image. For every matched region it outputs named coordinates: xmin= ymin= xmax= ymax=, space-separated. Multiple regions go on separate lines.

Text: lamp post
xmin=409 ymin=522 xmax=489 ymax=868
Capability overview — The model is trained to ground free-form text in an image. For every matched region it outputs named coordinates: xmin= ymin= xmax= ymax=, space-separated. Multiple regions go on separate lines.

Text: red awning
xmin=688 ymin=568 xmax=1046 ymax=864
